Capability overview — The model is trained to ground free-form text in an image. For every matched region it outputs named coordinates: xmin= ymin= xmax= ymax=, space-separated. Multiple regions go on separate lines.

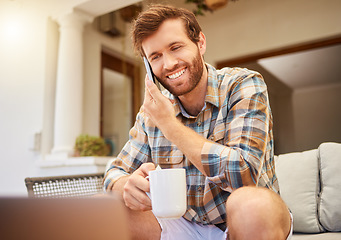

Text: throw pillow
xmin=318 ymin=142 xmax=341 ymax=231
xmin=275 ymin=150 xmax=322 ymax=233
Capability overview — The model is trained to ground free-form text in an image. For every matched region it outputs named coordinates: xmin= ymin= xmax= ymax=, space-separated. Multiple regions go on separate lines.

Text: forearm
xmin=160 ymin=117 xmax=208 ymax=174
xmin=104 ymin=164 xmax=131 ymax=193
xmin=110 ymin=175 xmax=129 ymax=195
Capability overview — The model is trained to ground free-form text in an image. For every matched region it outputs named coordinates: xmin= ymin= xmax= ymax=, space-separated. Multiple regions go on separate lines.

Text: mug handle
xmin=145 ymin=176 xmax=151 ymax=199
xmin=145 ymin=165 xmax=161 ymax=199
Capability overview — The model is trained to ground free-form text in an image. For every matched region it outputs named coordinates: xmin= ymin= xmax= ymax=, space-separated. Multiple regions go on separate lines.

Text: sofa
xmin=275 ymin=142 xmax=341 ymax=239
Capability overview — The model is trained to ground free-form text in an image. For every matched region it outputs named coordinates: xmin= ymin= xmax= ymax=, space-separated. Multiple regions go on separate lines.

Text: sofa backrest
xmin=275 ymin=142 xmax=341 ymax=233
xmin=318 ymin=142 xmax=341 ymax=232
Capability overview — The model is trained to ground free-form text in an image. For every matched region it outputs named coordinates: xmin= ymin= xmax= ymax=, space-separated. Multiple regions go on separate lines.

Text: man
xmin=104 ymin=4 xmax=292 ymax=240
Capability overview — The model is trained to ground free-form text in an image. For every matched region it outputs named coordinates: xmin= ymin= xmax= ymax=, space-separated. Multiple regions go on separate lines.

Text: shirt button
xmin=202 ymin=216 xmax=207 ymax=222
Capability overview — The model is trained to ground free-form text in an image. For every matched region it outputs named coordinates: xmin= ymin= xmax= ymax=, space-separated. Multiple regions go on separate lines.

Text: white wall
xmin=194 ymin=0 xmax=341 ymax=65
xmin=293 ymin=83 xmax=341 ymax=151
xmin=0 ymin=0 xmax=340 ymax=195
xmin=0 ymin=1 xmax=48 ymax=195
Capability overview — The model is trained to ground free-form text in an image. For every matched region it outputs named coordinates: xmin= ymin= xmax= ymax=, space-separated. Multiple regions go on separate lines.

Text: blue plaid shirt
xmin=104 ymin=63 xmax=278 ymax=226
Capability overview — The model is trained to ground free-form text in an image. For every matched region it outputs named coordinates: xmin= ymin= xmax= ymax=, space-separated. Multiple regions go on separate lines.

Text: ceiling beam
xmin=75 ymin=0 xmax=141 ymax=17
xmin=216 ymin=35 xmax=341 ymax=69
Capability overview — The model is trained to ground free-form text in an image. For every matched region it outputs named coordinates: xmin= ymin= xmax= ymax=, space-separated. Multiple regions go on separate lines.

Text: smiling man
xmin=104 ymin=4 xmax=292 ymax=240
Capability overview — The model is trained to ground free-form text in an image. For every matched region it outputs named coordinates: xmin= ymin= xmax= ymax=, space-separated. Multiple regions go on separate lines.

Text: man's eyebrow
xmin=147 ymin=51 xmax=158 ymax=60
xmin=169 ymin=41 xmax=183 ymax=47
xmin=147 ymin=41 xmax=184 ymax=59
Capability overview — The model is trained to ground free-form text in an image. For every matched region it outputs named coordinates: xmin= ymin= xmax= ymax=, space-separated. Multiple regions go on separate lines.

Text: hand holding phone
xmin=143 ymin=57 xmax=162 ymax=91
xmin=143 ymin=57 xmax=156 ymax=84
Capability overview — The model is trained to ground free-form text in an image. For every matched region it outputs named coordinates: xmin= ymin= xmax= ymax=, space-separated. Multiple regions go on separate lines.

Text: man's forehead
xmin=142 ymin=19 xmax=188 ymax=56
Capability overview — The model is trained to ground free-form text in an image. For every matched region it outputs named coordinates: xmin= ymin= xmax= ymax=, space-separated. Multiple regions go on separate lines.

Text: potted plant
xmin=186 ymin=0 xmax=234 ymax=15
xmin=74 ymin=134 xmax=109 ymax=157
xmin=205 ymin=0 xmax=229 ymax=10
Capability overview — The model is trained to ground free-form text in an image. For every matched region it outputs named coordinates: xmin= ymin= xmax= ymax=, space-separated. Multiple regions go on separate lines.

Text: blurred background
xmin=0 ymin=0 xmax=340 ymax=195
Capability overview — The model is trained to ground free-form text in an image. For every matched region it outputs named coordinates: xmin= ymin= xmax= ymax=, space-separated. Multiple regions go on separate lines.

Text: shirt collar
xmin=205 ymin=63 xmax=220 ymax=108
xmin=165 ymin=63 xmax=220 ymax=117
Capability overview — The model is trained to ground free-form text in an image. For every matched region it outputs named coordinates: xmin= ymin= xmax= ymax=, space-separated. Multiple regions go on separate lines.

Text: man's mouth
xmin=167 ymin=68 xmax=186 ymax=79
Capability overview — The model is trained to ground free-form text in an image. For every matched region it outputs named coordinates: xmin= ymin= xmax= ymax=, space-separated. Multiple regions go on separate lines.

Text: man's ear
xmin=198 ymin=32 xmax=206 ymax=55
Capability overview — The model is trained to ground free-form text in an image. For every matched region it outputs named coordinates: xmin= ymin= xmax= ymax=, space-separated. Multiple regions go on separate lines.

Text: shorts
xmin=156 ymin=212 xmax=293 ymax=240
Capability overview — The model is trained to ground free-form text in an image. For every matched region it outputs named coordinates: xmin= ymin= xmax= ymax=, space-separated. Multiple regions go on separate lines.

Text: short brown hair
xmin=132 ymin=4 xmax=202 ymax=57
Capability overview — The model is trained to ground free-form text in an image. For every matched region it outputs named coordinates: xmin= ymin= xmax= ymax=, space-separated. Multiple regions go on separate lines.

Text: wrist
xmin=160 ymin=116 xmax=182 ymax=140
xmin=112 ymin=175 xmax=129 ymax=193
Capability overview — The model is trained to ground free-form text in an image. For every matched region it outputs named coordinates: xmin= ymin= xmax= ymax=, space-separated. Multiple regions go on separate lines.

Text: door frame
xmin=100 ymin=50 xmax=141 ymax=137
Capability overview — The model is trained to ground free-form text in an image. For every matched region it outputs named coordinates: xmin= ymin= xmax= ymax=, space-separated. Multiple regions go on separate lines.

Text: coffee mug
xmin=149 ymin=168 xmax=187 ymax=219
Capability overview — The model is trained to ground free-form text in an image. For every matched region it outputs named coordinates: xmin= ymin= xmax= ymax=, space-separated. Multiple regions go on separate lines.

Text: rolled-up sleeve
xmin=201 ymin=74 xmax=272 ymax=191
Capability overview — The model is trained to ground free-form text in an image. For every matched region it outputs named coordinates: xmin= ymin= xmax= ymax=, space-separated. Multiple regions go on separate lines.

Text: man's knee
xmin=226 ymin=186 xmax=279 ymax=213
xmin=226 ymin=186 xmax=291 ymax=240
xmin=226 ymin=186 xmax=272 ymax=226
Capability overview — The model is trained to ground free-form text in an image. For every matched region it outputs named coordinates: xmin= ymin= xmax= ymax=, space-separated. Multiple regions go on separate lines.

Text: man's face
xmin=142 ymin=19 xmax=206 ymax=97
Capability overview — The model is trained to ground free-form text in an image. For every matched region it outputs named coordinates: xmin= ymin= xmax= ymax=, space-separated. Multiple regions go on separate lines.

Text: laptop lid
xmin=0 ymin=195 xmax=130 ymax=240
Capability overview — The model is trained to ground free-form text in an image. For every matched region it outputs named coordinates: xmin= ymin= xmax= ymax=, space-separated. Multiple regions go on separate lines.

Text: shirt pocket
xmin=209 ymin=130 xmax=225 ymax=145
xmin=152 ymin=147 xmax=184 ymax=168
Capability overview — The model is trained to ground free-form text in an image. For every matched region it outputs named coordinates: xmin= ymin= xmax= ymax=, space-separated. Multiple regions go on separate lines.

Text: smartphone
xmin=143 ymin=56 xmax=156 ymax=84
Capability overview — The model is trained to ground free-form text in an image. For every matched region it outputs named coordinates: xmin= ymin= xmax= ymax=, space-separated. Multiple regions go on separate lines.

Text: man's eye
xmin=172 ymin=46 xmax=181 ymax=51
xmin=151 ymin=55 xmax=159 ymax=61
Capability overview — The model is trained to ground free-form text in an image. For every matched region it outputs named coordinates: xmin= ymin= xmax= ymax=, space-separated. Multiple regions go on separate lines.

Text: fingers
xmin=123 ymin=175 xmax=151 ymax=211
xmin=143 ymin=76 xmax=156 ymax=112
xmin=144 ymin=82 xmax=154 ymax=106
xmin=122 ymin=163 xmax=155 ymax=211
xmin=143 ymin=75 xmax=176 ymax=130
xmin=139 ymin=162 xmax=156 ymax=177
xmin=143 ymin=76 xmax=168 ymax=116
xmin=145 ymin=75 xmax=163 ymax=102
xmin=123 ymin=185 xmax=151 ymax=211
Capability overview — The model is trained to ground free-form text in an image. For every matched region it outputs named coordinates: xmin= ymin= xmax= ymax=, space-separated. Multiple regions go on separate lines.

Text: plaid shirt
xmin=104 ymin=63 xmax=278 ymax=226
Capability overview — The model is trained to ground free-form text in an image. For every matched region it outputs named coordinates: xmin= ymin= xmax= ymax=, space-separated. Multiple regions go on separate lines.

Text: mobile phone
xmin=143 ymin=56 xmax=156 ymax=84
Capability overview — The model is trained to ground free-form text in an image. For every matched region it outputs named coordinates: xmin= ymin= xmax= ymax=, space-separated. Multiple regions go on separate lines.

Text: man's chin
xmin=168 ymin=87 xmax=192 ymax=97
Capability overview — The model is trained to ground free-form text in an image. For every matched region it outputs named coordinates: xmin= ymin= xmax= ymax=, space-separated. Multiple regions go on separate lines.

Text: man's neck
xmin=178 ymin=65 xmax=208 ymax=116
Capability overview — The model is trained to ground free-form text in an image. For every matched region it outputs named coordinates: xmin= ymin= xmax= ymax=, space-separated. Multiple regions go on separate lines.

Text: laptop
xmin=0 ymin=195 xmax=130 ymax=240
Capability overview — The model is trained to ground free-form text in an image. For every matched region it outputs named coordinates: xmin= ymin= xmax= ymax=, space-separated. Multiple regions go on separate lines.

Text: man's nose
xmin=163 ymin=53 xmax=178 ymax=71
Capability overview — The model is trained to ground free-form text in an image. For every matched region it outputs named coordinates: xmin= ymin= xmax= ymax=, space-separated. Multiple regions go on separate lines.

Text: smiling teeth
xmin=168 ymin=69 xmax=185 ymax=79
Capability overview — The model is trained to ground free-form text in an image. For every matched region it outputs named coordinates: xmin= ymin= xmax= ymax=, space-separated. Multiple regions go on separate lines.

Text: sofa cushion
xmin=291 ymin=232 xmax=341 ymax=240
xmin=275 ymin=149 xmax=322 ymax=233
xmin=318 ymin=142 xmax=341 ymax=231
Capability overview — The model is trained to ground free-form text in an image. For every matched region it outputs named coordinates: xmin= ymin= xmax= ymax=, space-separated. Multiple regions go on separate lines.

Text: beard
xmin=155 ymin=48 xmax=204 ymax=97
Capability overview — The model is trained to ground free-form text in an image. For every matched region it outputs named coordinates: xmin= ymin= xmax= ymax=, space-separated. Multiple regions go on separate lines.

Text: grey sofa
xmin=275 ymin=142 xmax=341 ymax=239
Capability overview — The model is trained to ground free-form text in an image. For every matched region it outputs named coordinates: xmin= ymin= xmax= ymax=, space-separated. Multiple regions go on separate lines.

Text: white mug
xmin=149 ymin=168 xmax=187 ymax=219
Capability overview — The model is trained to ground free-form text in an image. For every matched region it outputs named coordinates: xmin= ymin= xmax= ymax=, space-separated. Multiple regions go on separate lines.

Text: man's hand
xmin=122 ymin=163 xmax=155 ymax=211
xmin=143 ymin=76 xmax=176 ymax=131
